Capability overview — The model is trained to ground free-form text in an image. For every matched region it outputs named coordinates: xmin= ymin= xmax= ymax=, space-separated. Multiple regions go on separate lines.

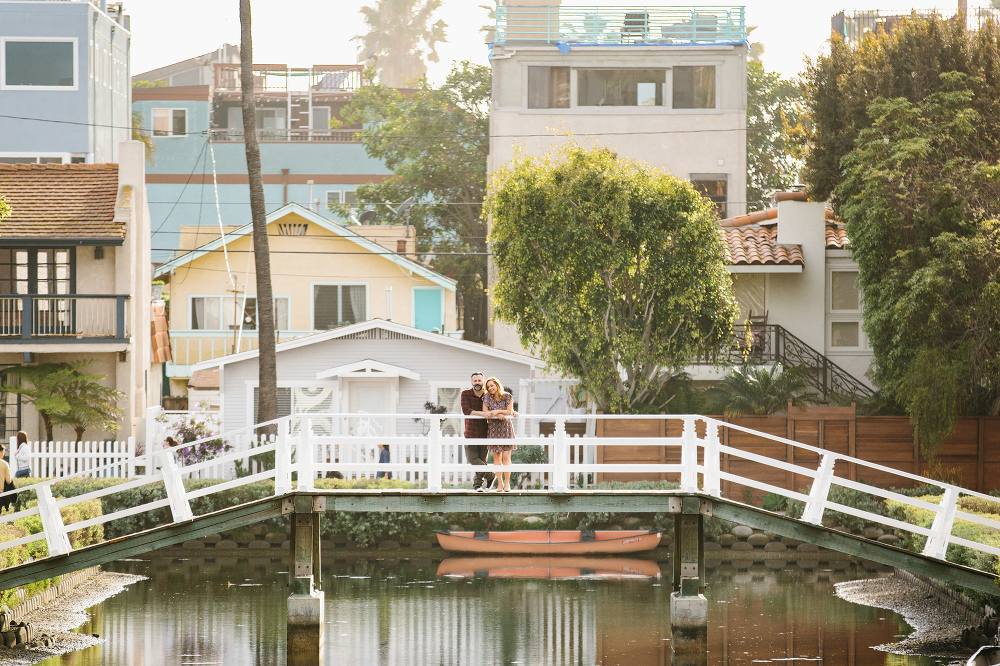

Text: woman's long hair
xmin=16 ymin=431 xmax=27 ymax=446
xmin=485 ymin=376 xmax=505 ymax=399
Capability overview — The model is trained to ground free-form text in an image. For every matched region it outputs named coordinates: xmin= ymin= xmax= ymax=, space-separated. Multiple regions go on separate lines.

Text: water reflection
xmin=37 ymin=557 xmax=949 ymax=666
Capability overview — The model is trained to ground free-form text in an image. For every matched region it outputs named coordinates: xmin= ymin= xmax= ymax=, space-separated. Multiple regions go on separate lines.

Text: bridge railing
xmin=2 ymin=413 xmax=998 ymax=567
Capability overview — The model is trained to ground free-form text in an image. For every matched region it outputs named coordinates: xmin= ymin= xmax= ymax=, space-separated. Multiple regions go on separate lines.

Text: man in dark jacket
xmin=461 ymin=371 xmax=495 ymax=491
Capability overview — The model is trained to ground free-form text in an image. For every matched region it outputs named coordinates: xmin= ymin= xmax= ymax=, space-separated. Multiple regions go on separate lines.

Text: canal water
xmin=38 ymin=556 xmax=949 ymax=666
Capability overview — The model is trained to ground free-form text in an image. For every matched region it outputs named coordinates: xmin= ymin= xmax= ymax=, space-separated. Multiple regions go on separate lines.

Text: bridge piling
xmin=287 ymin=496 xmax=325 ymax=666
xmin=670 ymin=496 xmax=708 ymax=664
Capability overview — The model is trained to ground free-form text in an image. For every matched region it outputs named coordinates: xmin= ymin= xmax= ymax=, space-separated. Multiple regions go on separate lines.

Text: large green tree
xmin=837 ymin=74 xmax=1000 ymax=457
xmin=339 ymin=61 xmax=490 ymax=341
xmin=354 ymin=0 xmax=446 ymax=88
xmin=802 ymin=16 xmax=1000 ymax=202
xmin=746 ymin=60 xmax=804 ymax=212
xmin=485 ymin=145 xmax=739 ymax=413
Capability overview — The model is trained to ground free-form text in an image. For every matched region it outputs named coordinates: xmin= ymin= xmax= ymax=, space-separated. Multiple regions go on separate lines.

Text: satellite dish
xmin=358 ymin=210 xmax=376 ymax=225
xmin=396 ymin=197 xmax=414 ymax=217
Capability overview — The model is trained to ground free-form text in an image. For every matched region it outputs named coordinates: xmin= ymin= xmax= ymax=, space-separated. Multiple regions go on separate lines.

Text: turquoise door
xmin=414 ymin=288 xmax=444 ymax=331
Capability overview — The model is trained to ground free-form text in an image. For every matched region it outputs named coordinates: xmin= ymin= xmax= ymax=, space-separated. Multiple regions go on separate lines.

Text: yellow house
xmin=154 ymin=203 xmax=459 ymax=396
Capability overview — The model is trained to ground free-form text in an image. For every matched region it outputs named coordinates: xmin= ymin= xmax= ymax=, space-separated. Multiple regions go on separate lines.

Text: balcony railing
xmin=208 ymin=128 xmax=361 ymax=143
xmin=0 ymin=295 xmax=130 ymax=343
xmin=213 ymin=64 xmax=366 ymax=93
xmin=694 ymin=323 xmax=874 ymax=401
xmin=494 ymin=5 xmax=746 ymax=45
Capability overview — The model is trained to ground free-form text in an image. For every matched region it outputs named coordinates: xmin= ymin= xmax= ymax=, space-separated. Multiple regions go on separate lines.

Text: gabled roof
xmin=317 ymin=359 xmax=420 ymax=381
xmin=193 ymin=319 xmax=543 ymax=370
xmin=0 ymin=164 xmax=125 ymax=243
xmin=154 ymin=203 xmax=456 ymax=290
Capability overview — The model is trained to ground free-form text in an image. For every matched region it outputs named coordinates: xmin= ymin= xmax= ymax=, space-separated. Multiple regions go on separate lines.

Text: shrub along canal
xmin=33 ymin=554 xmax=953 ymax=666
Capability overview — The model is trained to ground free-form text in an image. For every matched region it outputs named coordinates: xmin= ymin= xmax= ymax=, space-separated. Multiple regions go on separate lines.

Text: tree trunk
xmin=239 ymin=0 xmax=278 ymax=436
xmin=75 ymin=427 xmax=85 ymax=443
xmin=41 ymin=413 xmax=53 ymax=442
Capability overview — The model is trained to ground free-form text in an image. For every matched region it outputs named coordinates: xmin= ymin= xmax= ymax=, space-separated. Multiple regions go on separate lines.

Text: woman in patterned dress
xmin=483 ymin=376 xmax=516 ymax=492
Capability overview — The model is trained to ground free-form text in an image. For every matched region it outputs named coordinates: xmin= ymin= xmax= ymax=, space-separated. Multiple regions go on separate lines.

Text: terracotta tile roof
xmin=0 ymin=163 xmax=124 ymax=241
xmin=826 ymin=224 xmax=849 ymax=249
xmin=188 ymin=369 xmax=219 ymax=390
xmin=720 ymin=227 xmax=804 ymax=265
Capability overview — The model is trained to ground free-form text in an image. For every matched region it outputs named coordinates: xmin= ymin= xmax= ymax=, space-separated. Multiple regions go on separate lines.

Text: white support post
xmin=703 ymin=420 xmax=721 ymax=497
xmin=275 ymin=418 xmax=292 ymax=496
xmin=517 ymin=379 xmax=528 ymax=438
xmin=160 ymin=450 xmax=194 ymax=522
xmin=125 ymin=436 xmax=136 ymax=477
xmin=680 ymin=417 xmax=698 ymax=492
xmin=145 ymin=405 xmax=162 ymax=450
xmin=427 ymin=416 xmax=442 ymax=493
xmin=801 ymin=453 xmax=836 ymax=525
xmin=552 ymin=417 xmax=568 ymax=492
xmin=923 ymin=486 xmax=960 ymax=560
xmin=36 ymin=484 xmax=71 ymax=557
xmin=298 ymin=417 xmax=315 ymax=491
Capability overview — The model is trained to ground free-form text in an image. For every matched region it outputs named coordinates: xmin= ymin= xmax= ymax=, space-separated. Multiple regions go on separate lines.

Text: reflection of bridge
xmin=1 ymin=414 xmax=998 ymax=663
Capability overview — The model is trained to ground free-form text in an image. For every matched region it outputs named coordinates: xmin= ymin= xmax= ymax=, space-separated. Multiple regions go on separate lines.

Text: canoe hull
xmin=434 ymin=530 xmax=662 ymax=555
xmin=437 ymin=556 xmax=662 ymax=579
xmin=968 ymin=646 xmax=1000 ymax=666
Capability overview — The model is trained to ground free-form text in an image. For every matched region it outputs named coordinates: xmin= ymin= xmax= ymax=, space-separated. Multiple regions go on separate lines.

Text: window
xmin=0 ymin=156 xmax=67 ymax=164
xmin=829 ymin=270 xmax=863 ymax=349
xmin=152 ymin=109 xmax=187 ymax=137
xmin=527 ymin=66 xmax=570 ymax=109
xmin=578 ymin=69 xmax=665 ymax=107
xmin=0 ymin=248 xmax=73 ymax=295
xmin=312 ymin=106 xmax=331 ymax=131
xmin=190 ymin=296 xmax=290 ymax=330
xmin=672 ymin=66 xmax=716 ymax=109
xmin=326 ymin=190 xmax=358 ymax=210
xmin=0 ymin=365 xmax=22 ymax=439
xmin=691 ymin=175 xmax=727 ymax=217
xmin=313 ymin=284 xmax=366 ymax=329
xmin=253 ymin=386 xmax=335 ymax=435
xmin=436 ymin=387 xmax=463 ymax=436
xmin=2 ymin=39 xmax=76 ymax=89
xmin=731 ymin=274 xmax=765 ymax=323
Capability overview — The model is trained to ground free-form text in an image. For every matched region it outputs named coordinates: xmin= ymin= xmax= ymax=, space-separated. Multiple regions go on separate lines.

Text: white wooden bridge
xmin=1 ymin=413 xmax=998 ymax=597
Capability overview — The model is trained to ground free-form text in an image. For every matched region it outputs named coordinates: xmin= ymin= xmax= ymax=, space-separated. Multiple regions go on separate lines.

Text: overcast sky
xmin=127 ymin=0 xmax=989 ymax=84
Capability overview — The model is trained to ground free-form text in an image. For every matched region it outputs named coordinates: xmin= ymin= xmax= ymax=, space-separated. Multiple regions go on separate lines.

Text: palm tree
xmin=240 ymin=0 xmax=278 ymax=435
xmin=704 ymin=364 xmax=811 ymax=416
xmin=354 ymin=0 xmax=447 ymax=87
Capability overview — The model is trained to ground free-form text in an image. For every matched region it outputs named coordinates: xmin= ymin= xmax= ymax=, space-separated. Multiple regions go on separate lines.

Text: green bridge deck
xmin=1 ymin=489 xmax=996 ymax=596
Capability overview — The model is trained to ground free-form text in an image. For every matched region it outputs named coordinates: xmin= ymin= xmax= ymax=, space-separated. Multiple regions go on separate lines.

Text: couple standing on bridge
xmin=461 ymin=371 xmax=517 ymax=492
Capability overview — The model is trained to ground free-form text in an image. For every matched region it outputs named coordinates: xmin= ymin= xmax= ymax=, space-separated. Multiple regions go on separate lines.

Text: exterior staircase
xmin=706 ymin=323 xmax=874 ymax=401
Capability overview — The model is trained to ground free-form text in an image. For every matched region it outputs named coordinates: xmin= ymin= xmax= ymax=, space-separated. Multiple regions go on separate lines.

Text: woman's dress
xmin=484 ymin=391 xmax=516 ymax=453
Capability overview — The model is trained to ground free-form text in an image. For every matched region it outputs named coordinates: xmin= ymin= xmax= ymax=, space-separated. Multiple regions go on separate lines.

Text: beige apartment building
xmin=488 ymin=2 xmax=749 ymax=351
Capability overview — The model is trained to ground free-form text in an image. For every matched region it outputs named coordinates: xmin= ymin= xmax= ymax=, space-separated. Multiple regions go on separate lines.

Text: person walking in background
xmin=376 ymin=444 xmax=392 ymax=479
xmin=461 ymin=371 xmax=495 ymax=492
xmin=14 ymin=431 xmax=30 ymax=478
xmin=0 ymin=442 xmax=14 ymax=512
xmin=483 ymin=377 xmax=516 ymax=492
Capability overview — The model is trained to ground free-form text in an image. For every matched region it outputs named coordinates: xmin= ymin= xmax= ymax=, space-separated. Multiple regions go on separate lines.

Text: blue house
xmin=0 ymin=0 xmax=131 ymax=164
xmin=132 ymin=53 xmax=393 ymax=264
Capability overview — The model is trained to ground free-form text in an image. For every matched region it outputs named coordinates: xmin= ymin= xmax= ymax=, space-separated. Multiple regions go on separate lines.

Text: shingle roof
xmin=0 ymin=163 xmax=124 ymax=241
xmin=720 ymin=227 xmax=804 ymax=265
xmin=188 ymin=369 xmax=219 ymax=390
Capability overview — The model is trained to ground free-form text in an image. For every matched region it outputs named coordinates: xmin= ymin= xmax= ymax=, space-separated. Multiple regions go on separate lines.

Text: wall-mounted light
xmin=94 ymin=246 xmax=105 ymax=259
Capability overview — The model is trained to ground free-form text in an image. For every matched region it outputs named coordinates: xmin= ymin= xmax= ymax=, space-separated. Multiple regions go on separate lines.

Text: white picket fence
xmin=7 ymin=437 xmax=136 ymax=479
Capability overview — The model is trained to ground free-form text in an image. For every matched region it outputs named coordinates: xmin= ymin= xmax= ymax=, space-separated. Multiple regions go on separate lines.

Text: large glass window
xmin=0 ymin=248 xmax=72 ymax=294
xmin=527 ymin=66 xmax=570 ymax=109
xmin=831 ymin=271 xmax=861 ymax=311
xmin=313 ymin=284 xmax=366 ymax=329
xmin=578 ymin=69 xmax=665 ymax=107
xmin=191 ymin=296 xmax=290 ymax=330
xmin=253 ymin=386 xmax=335 ymax=435
xmin=672 ymin=66 xmax=716 ymax=109
xmin=2 ymin=40 xmax=75 ymax=88
xmin=152 ymin=108 xmax=187 ymax=137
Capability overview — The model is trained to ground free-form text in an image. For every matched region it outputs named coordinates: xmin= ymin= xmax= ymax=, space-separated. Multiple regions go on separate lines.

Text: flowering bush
xmin=156 ymin=410 xmax=229 ymax=466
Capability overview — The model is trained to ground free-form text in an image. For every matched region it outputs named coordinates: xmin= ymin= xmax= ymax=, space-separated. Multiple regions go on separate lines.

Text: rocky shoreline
xmin=0 ymin=572 xmax=146 ymax=666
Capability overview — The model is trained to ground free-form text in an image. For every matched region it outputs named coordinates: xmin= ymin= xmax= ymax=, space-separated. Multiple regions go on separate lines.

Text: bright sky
xmin=126 ymin=0 xmax=994 ymax=84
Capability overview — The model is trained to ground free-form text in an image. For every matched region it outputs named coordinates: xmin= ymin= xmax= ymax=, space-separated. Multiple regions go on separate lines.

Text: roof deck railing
xmin=495 ymin=5 xmax=746 ymax=46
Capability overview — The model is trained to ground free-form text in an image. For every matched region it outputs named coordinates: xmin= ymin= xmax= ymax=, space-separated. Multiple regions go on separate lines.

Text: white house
xmin=191 ymin=319 xmax=575 ymax=435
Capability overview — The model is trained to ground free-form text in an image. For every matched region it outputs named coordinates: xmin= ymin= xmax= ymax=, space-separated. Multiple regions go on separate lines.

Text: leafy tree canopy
xmin=485 ymin=144 xmax=739 ymax=414
xmin=746 ymin=60 xmax=805 ymax=212
xmin=339 ymin=61 xmax=490 ymax=341
xmin=0 ymin=195 xmax=10 ymax=220
xmin=837 ymin=72 xmax=1000 ymax=457
xmin=801 ymin=16 xmax=1000 ymax=203
xmin=354 ymin=0 xmax=446 ymax=88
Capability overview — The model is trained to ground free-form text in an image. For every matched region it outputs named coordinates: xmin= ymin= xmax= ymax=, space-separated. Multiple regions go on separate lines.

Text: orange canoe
xmin=434 ymin=529 xmax=663 ymax=555
xmin=437 ymin=556 xmax=662 ymax=579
